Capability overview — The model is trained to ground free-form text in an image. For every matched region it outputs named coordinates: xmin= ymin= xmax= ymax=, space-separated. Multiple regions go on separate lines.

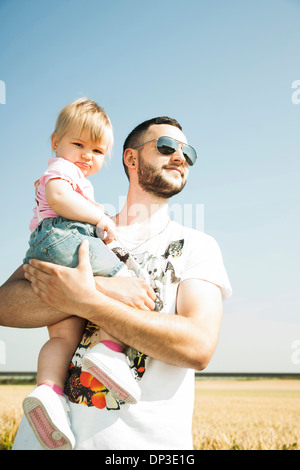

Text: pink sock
xmin=40 ymin=382 xmax=64 ymax=396
xmin=101 ymin=340 xmax=123 ymax=353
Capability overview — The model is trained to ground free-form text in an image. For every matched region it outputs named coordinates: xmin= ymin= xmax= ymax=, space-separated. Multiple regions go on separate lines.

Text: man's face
xmin=136 ymin=124 xmax=190 ymax=199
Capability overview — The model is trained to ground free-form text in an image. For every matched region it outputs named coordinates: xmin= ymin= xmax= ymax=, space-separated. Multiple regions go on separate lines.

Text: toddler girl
xmin=22 ymin=98 xmax=140 ymax=451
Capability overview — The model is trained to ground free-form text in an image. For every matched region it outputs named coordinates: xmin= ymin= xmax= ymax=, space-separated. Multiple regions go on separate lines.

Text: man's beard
xmin=137 ymin=153 xmax=187 ymax=199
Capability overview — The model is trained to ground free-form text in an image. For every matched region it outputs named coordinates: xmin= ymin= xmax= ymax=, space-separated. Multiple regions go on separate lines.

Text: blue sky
xmin=0 ymin=0 xmax=299 ymax=373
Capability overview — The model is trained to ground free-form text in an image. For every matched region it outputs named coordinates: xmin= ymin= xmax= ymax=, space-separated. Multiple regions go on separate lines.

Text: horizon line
xmin=0 ymin=371 xmax=299 ymax=378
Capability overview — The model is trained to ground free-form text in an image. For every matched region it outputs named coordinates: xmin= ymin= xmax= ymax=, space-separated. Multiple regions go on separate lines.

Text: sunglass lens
xmin=157 ymin=136 xmax=197 ymax=166
xmin=157 ymin=137 xmax=177 ymax=156
xmin=182 ymin=146 xmax=197 ymax=166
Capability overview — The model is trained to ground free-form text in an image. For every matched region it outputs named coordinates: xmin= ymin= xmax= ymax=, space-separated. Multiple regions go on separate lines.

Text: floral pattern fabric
xmin=64 ymin=240 xmax=184 ymax=410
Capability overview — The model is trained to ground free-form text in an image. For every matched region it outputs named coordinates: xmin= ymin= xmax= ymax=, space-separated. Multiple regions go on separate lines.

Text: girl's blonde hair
xmin=53 ymin=97 xmax=114 ymax=154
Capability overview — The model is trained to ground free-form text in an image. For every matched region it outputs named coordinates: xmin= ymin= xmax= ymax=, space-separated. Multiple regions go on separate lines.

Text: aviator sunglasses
xmin=133 ymin=136 xmax=197 ymax=166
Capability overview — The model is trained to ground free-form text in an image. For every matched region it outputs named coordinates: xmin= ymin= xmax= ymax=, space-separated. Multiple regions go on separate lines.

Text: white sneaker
xmin=82 ymin=343 xmax=141 ymax=404
xmin=22 ymin=385 xmax=75 ymax=450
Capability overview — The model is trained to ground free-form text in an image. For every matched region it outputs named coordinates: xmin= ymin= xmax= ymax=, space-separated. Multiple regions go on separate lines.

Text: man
xmin=0 ymin=117 xmax=232 ymax=450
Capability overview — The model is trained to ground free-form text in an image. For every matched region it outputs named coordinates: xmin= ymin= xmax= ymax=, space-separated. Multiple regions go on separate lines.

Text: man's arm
xmin=23 ymin=240 xmax=223 ymax=370
xmin=85 ymin=277 xmax=222 ymax=370
xmin=0 ymin=260 xmax=156 ymax=328
xmin=0 ymin=266 xmax=70 ymax=328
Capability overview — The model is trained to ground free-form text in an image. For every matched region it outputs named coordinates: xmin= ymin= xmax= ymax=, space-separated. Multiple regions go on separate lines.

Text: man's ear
xmin=123 ymin=148 xmax=137 ymax=170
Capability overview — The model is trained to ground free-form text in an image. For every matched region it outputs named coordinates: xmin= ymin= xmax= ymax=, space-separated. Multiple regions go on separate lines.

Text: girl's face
xmin=51 ymin=129 xmax=107 ymax=177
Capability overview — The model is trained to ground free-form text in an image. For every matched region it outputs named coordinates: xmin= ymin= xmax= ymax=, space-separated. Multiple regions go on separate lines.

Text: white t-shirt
xmin=13 ymin=221 xmax=232 ymax=450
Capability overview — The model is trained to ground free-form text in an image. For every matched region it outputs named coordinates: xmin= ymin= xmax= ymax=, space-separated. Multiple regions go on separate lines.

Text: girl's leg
xmin=37 ymin=316 xmax=86 ymax=391
xmin=23 ymin=316 xmax=85 ymax=450
xmin=98 ymin=329 xmax=125 ymax=353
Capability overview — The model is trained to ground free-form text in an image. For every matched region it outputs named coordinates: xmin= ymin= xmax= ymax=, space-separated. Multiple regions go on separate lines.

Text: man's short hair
xmin=122 ymin=116 xmax=182 ymax=179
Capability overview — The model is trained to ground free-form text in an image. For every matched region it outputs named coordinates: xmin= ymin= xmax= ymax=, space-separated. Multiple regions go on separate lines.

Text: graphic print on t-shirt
xmin=64 ymin=239 xmax=184 ymax=409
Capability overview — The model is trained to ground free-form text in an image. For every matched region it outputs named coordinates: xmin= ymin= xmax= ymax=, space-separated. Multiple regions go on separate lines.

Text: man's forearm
xmin=21 ymin=245 xmax=223 ymax=370
xmin=0 ymin=268 xmax=69 ymax=328
xmin=77 ymin=290 xmax=213 ymax=370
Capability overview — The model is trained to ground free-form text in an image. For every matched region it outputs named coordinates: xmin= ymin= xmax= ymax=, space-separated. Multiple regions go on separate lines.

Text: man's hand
xmin=23 ymin=237 xmax=156 ymax=316
xmin=23 ymin=240 xmax=98 ymax=316
xmin=95 ymin=276 xmax=156 ymax=311
xmin=22 ymin=239 xmax=223 ymax=369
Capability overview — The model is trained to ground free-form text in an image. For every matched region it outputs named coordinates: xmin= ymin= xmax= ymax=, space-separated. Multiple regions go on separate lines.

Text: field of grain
xmin=193 ymin=379 xmax=300 ymax=450
xmin=1 ymin=379 xmax=299 ymax=450
xmin=0 ymin=385 xmax=33 ymax=450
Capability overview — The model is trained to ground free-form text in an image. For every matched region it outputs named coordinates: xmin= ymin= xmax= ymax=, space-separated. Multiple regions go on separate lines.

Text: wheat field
xmin=0 ymin=385 xmax=33 ymax=450
xmin=193 ymin=379 xmax=300 ymax=450
xmin=1 ymin=379 xmax=299 ymax=450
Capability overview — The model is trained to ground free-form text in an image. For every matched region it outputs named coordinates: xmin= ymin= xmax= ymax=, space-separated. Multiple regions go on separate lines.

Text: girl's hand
xmin=96 ymin=214 xmax=118 ymax=244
